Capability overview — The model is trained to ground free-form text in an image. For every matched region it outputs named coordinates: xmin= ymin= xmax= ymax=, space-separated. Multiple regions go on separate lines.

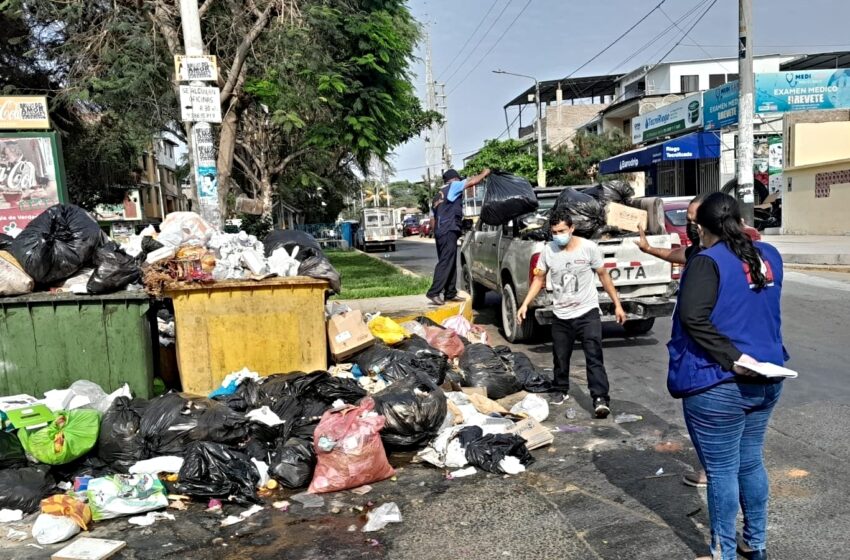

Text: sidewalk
xmin=337 ymin=291 xmax=472 ymax=325
xmin=761 ymin=234 xmax=850 ymax=266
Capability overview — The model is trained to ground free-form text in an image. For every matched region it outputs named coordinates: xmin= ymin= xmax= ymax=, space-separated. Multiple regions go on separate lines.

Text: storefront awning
xmin=599 ymin=131 xmax=720 ymax=175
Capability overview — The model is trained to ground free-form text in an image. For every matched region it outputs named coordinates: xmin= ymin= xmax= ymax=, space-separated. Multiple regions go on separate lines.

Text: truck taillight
xmin=529 ymin=252 xmax=541 ymax=285
xmin=672 ymin=263 xmax=683 ymax=280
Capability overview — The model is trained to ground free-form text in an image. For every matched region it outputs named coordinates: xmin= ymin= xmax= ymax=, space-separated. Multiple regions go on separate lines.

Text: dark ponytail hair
xmin=696 ymin=192 xmax=766 ymax=289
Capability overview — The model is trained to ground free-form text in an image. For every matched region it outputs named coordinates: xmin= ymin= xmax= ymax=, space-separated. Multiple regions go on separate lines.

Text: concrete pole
xmin=535 ymin=79 xmax=546 ymax=187
xmin=737 ymin=0 xmax=755 ymax=225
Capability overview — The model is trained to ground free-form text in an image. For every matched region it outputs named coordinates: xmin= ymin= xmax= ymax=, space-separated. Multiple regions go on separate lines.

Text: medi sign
xmin=756 ymin=69 xmax=850 ymax=113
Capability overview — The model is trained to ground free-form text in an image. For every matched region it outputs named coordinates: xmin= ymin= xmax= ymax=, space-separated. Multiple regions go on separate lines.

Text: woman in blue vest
xmin=668 ymin=192 xmax=787 ymax=560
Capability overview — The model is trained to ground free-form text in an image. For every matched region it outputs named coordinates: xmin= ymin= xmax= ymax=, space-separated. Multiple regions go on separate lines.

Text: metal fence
xmin=294 ymin=223 xmax=349 ymax=249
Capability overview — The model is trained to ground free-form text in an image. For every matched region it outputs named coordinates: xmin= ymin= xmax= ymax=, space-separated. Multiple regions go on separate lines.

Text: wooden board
xmin=52 ymin=538 xmax=126 ymax=560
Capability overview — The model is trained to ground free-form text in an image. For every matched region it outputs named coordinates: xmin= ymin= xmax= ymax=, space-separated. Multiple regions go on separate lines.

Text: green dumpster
xmin=0 ymin=292 xmax=154 ymax=399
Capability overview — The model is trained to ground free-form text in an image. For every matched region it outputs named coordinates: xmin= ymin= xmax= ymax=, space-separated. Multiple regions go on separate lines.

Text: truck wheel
xmin=623 ymin=318 xmax=655 ymax=336
xmin=502 ymin=283 xmax=534 ymax=343
xmin=462 ymin=263 xmax=486 ymax=309
xmin=390 ymin=244 xmax=397 ymax=252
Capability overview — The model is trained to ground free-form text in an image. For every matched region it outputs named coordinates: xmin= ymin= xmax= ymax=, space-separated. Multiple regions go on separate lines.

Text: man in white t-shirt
xmin=518 ymin=206 xmax=626 ymax=418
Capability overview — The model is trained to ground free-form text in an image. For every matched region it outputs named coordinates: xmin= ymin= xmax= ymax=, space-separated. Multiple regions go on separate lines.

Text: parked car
xmin=402 ymin=218 xmax=420 ymax=237
xmin=419 ymin=217 xmax=432 ymax=237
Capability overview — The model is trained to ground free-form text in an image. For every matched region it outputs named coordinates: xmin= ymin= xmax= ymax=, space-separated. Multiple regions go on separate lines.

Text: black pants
xmin=551 ymin=308 xmax=610 ymax=400
xmin=427 ymin=230 xmax=459 ymax=299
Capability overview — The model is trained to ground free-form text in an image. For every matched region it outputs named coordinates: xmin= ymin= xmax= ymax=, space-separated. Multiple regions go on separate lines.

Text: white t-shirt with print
xmin=537 ymin=238 xmax=603 ymax=320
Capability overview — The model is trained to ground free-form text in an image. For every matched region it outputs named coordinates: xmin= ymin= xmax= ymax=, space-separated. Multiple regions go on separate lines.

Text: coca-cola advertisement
xmin=0 ymin=133 xmax=66 ymax=235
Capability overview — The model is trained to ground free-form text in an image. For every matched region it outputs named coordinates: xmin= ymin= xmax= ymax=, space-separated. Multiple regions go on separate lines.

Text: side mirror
xmin=461 ymin=218 xmax=474 ymax=232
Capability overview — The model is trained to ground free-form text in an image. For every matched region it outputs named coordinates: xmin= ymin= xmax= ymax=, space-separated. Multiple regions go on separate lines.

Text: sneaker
xmin=548 ymin=392 xmax=570 ymax=405
xmin=427 ymin=295 xmax=445 ymax=306
xmin=682 ymin=469 xmax=708 ymax=488
xmin=445 ymin=295 xmax=465 ymax=302
xmin=593 ymin=397 xmax=611 ymax=419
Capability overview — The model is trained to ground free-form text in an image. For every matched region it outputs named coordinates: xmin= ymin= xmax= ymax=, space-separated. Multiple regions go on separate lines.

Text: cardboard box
xmin=507 ymin=417 xmax=554 ymax=450
xmin=327 ymin=310 xmax=375 ymax=361
xmin=606 ymin=202 xmax=648 ymax=233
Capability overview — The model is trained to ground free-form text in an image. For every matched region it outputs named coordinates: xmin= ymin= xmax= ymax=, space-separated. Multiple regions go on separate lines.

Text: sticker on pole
xmin=180 ymin=86 xmax=222 ymax=123
xmin=193 ymin=123 xmax=216 ymax=168
xmin=175 ymin=55 xmax=218 ymax=82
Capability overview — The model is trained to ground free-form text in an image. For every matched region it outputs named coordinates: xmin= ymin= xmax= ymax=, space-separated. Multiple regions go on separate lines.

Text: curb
xmin=336 ymin=292 xmax=473 ymax=326
xmin=354 ymin=248 xmax=422 ymax=278
xmin=780 ymin=254 xmax=850 ymax=266
xmin=786 ymin=263 xmax=850 ymax=274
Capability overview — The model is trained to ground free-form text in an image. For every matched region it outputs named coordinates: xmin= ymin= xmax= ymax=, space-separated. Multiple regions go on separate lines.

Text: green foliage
xmin=236 ymin=213 xmax=274 ymax=239
xmin=460 ymin=139 xmax=543 ymax=183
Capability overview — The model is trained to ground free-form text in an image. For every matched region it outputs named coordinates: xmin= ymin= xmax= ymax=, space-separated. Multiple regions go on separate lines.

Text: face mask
xmin=686 ymin=222 xmax=700 ymax=244
xmin=553 ymin=233 xmax=572 ymax=247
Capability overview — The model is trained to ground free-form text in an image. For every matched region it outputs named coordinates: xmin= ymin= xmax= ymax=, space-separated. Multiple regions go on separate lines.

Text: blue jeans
xmin=682 ymin=381 xmax=783 ymax=560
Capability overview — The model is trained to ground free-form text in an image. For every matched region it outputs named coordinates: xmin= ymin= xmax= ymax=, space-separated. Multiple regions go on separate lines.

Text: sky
xmin=389 ymin=0 xmax=850 ymax=182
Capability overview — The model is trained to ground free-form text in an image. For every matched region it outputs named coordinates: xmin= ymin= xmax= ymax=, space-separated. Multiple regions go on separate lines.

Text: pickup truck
xmin=459 ymin=187 xmax=680 ymax=343
xmin=356 ymin=208 xmax=397 ymax=252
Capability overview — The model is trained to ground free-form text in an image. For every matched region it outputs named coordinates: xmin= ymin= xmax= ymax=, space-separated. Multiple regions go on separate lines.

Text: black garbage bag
xmin=0 ymin=233 xmax=12 ymax=250
xmin=371 ymin=372 xmax=448 ymax=449
xmin=213 ymin=378 xmax=267 ymax=413
xmin=480 ymin=172 xmax=538 ymax=226
xmin=396 ymin=336 xmax=449 ymax=385
xmin=139 ymin=393 xmax=251 ymax=457
xmin=584 ymin=181 xmax=635 ymax=205
xmin=355 ymin=343 xmax=446 ymax=385
xmin=263 ymin=230 xmax=341 ymax=293
xmin=464 ymin=433 xmax=535 ymax=474
xmin=414 ymin=316 xmax=442 ymax=329
xmin=552 ymin=188 xmax=606 ymax=238
xmin=97 ymin=397 xmax=146 ymax=473
xmin=48 ymin=455 xmax=110 ymax=483
xmin=269 ymin=437 xmax=316 ymax=489
xmin=9 ymin=204 xmax=103 ymax=285
xmin=459 ymin=343 xmax=521 ymax=399
xmin=175 ymin=441 xmax=260 ymax=505
xmin=87 ymin=243 xmax=142 ymax=294
xmin=457 ymin=426 xmax=484 ymax=448
xmin=497 ymin=349 xmax=552 ymax=393
xmin=0 ymin=466 xmax=54 ymax=513
xmin=0 ymin=431 xmax=26 ymax=469
xmin=140 ymin=236 xmax=164 ymax=257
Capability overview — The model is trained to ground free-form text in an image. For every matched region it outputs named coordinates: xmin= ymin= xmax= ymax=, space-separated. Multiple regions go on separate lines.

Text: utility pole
xmin=736 ymin=0 xmax=755 ymax=225
xmin=436 ymin=82 xmax=452 ymax=170
xmin=493 ymin=69 xmax=546 ymax=186
xmin=424 ymin=32 xmax=443 ymax=182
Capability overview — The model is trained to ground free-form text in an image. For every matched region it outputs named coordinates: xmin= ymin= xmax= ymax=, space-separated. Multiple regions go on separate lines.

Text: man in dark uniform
xmin=427 ymin=168 xmax=490 ymax=306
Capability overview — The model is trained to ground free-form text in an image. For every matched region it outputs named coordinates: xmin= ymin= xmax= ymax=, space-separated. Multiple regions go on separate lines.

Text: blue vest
xmin=667 ymin=241 xmax=788 ymax=398
xmin=433 ymin=183 xmax=463 ymax=236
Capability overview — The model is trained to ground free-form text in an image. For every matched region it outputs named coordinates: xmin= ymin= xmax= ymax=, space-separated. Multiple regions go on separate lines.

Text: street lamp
xmin=493 ymin=69 xmax=546 ymax=187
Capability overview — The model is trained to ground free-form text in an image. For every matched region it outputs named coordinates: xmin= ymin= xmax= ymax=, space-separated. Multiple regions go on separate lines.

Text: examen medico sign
xmin=756 ymin=69 xmax=850 ymax=114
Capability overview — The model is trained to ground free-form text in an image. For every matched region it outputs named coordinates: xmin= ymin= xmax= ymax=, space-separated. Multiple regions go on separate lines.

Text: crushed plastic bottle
xmin=614 ymin=413 xmax=643 ymax=424
xmin=565 ymin=408 xmax=577 ymax=420
xmin=362 ymin=502 xmax=402 ymax=532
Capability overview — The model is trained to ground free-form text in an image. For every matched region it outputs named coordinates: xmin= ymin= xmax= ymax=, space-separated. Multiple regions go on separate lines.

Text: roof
xmin=780 ymin=51 xmax=850 ymax=71
xmin=503 ymin=74 xmax=621 ymax=108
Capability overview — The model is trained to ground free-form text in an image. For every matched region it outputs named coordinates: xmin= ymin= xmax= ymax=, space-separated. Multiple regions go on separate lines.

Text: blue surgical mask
xmin=553 ymin=233 xmax=572 ymax=247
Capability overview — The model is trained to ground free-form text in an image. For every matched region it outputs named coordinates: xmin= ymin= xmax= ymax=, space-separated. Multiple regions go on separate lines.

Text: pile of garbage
xmin=0 ymin=205 xmax=341 ymax=299
xmin=0 ymin=309 xmax=556 ymax=546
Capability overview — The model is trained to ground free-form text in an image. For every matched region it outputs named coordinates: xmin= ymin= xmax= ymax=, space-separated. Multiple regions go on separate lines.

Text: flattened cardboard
xmin=52 ymin=537 xmax=126 ymax=560
xmin=508 ymin=417 xmax=554 ymax=450
xmin=327 ymin=310 xmax=375 ymax=361
xmin=606 ymin=202 xmax=648 ymax=233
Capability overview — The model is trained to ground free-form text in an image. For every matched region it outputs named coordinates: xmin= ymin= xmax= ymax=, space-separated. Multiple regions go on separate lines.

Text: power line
xmin=442 ymin=0 xmax=516 ymax=85
xmin=448 ymin=0 xmax=533 ymax=94
xmin=658 ymin=5 xmax=732 ymax=72
xmin=440 ymin=0 xmax=502 ymax=79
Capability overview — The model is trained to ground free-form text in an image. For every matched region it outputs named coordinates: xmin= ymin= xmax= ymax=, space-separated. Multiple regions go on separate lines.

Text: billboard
xmin=703 ymin=80 xmax=739 ymax=130
xmin=632 ymin=94 xmax=703 ymax=144
xmin=756 ymin=69 xmax=850 ymax=113
xmin=0 ymin=132 xmax=67 ymax=234
xmin=0 ymin=96 xmax=50 ymax=130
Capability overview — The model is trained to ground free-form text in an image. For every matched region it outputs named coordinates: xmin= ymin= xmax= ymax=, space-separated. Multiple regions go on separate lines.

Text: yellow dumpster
xmin=166 ymin=277 xmax=329 ymax=395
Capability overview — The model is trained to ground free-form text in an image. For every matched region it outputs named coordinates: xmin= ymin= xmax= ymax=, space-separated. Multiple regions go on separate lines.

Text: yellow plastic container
xmin=166 ymin=277 xmax=329 ymax=395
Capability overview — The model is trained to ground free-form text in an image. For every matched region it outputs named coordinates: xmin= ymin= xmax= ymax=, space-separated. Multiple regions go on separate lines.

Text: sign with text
xmin=703 ymin=80 xmax=739 ymax=130
xmin=0 ymin=96 xmax=50 ymax=130
xmin=180 ymin=86 xmax=222 ymax=123
xmin=756 ymin=69 xmax=850 ymax=113
xmin=192 ymin=123 xmax=216 ymax=168
xmin=174 ymin=55 xmax=218 ymax=82
xmin=631 ymin=94 xmax=702 ymax=144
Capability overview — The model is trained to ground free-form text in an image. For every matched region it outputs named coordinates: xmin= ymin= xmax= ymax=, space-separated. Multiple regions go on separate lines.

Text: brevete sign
xmin=756 ymin=69 xmax=850 ymax=113
xmin=0 ymin=96 xmax=50 ymax=130
xmin=703 ymin=80 xmax=739 ymax=130
xmin=174 ymin=55 xmax=218 ymax=82
xmin=632 ymin=94 xmax=703 ymax=144
xmin=179 ymin=86 xmax=222 ymax=123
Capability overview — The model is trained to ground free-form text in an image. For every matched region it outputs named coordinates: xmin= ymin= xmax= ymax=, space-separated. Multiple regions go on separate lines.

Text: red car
xmin=419 ymin=218 xmax=432 ymax=237
xmin=663 ymin=198 xmax=761 ymax=247
xmin=402 ymin=220 xmax=420 ymax=237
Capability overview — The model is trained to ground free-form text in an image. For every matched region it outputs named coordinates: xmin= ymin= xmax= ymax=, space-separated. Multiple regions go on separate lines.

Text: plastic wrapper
xmin=41 ymin=495 xmax=92 ymax=530
xmin=96 ymin=397 xmax=145 ymax=473
xmin=442 ymin=313 xmax=473 ymax=338
xmin=371 ymin=371 xmax=448 ymax=450
xmin=0 ymin=250 xmax=34 ymax=296
xmin=464 ymin=433 xmax=535 ymax=474
xmin=479 ymin=172 xmax=539 ymax=226
xmin=354 ymin=343 xmax=447 ymax=385
xmin=0 ymin=467 xmax=54 ymax=513
xmin=9 ymin=204 xmax=103 ymax=285
xmin=138 ymin=393 xmax=250 ymax=457
xmin=308 ymin=399 xmax=395 ymax=493
xmin=156 ymin=212 xmax=213 ymax=248
xmin=0 ymin=431 xmax=26 ymax=469
xmin=175 ymin=441 xmax=261 ymax=505
xmin=583 ymin=181 xmax=635 ymax=205
xmin=552 ymin=187 xmax=606 ymax=238
xmin=400 ymin=320 xmax=427 ymax=338
xmin=32 ymin=513 xmax=79 ymax=545
xmin=86 ymin=244 xmax=142 ymax=294
xmin=459 ymin=344 xmax=521 ymax=400
xmin=269 ymin=437 xmax=316 ymax=489
xmin=509 ymin=394 xmax=549 ymax=422
xmin=368 ymin=315 xmax=409 ymax=345
xmin=86 ymin=474 xmax=168 ymax=520
xmin=497 ymin=349 xmax=552 ymax=393
xmin=19 ymin=410 xmax=101 ymax=465
xmin=424 ymin=326 xmax=466 ymax=360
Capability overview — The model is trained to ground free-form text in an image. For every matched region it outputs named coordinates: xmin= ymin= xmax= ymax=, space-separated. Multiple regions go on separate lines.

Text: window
xmin=680 ymin=74 xmax=699 ymax=92
xmin=727 ymin=73 xmax=739 ymax=83
xmin=623 ymin=118 xmax=631 ymax=136
xmin=709 ymin=74 xmax=726 ymax=88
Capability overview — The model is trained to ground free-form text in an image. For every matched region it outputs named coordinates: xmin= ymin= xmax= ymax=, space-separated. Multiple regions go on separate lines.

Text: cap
xmin=442 ymin=169 xmax=461 ymax=182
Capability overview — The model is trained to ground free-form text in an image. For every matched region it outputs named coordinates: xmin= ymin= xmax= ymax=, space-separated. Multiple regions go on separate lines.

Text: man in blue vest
xmin=427 ymin=168 xmax=490 ymax=306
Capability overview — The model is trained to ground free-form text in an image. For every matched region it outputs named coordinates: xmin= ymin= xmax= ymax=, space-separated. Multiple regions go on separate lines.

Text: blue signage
xmin=599 ymin=132 xmax=720 ymax=175
xmin=703 ymin=80 xmax=739 ymax=130
xmin=756 ymin=69 xmax=850 ymax=113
